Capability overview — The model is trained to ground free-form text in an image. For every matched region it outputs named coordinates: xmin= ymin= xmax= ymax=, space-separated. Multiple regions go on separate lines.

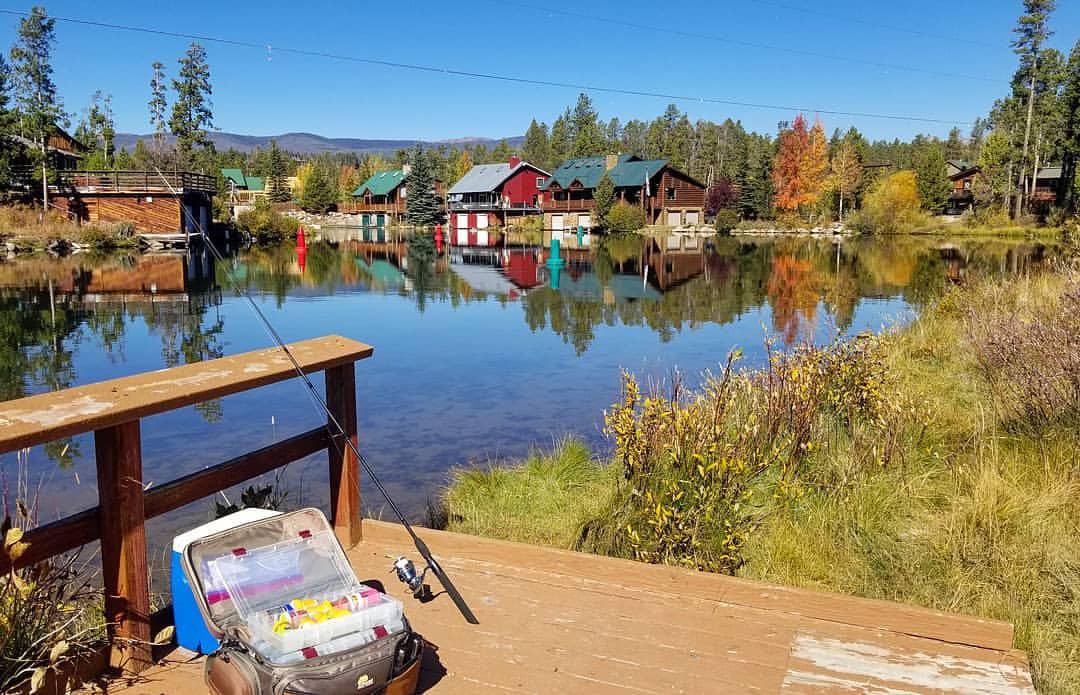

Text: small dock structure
xmin=53 ymin=170 xmax=216 ymax=235
xmin=0 ymin=337 xmax=1035 ymax=694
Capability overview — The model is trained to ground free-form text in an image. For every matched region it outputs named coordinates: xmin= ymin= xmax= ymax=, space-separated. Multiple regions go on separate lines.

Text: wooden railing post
xmin=325 ymin=363 xmax=362 ymax=547
xmin=94 ymin=420 xmax=152 ymax=673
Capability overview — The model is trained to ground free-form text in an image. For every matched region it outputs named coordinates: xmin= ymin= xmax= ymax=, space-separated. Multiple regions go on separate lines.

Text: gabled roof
xmin=245 ymin=176 xmax=265 ymax=192
xmin=353 ymin=169 xmax=406 ymax=197
xmin=448 ymin=161 xmax=550 ymax=195
xmin=1036 ymin=166 xmax=1062 ymax=180
xmin=222 ymin=168 xmax=247 ymax=188
xmin=541 ymin=154 xmax=670 ymax=191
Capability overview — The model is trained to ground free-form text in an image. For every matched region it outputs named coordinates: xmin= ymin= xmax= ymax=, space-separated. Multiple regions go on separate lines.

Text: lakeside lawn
xmin=442 ymin=263 xmax=1080 ymax=694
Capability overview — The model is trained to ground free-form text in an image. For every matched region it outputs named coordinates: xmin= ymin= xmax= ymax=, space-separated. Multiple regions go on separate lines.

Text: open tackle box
xmin=182 ymin=508 xmax=422 ymax=695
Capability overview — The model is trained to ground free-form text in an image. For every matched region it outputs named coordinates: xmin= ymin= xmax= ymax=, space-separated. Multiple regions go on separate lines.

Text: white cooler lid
xmin=172 ymin=508 xmax=282 ymax=552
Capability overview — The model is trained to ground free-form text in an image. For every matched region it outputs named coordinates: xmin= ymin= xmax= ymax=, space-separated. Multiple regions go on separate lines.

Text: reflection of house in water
xmin=50 ymin=249 xmax=220 ymax=307
xmin=449 ymin=248 xmax=544 ymax=299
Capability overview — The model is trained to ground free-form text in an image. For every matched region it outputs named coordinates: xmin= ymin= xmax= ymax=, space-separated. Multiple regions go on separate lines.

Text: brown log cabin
xmin=946 ymin=160 xmax=979 ymax=215
xmin=52 ymin=171 xmax=216 ymax=234
xmin=541 ymin=154 xmax=706 ymax=232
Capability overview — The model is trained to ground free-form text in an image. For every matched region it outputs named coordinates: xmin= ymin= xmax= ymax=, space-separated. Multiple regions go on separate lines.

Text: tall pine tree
xmin=149 ymin=61 xmax=168 ymax=147
xmin=10 ymin=6 xmax=64 ymax=213
xmin=522 ymin=119 xmax=551 ymax=169
xmin=0 ymin=54 xmax=14 ymax=191
xmin=267 ymin=140 xmax=291 ymax=202
xmin=170 ymin=43 xmax=213 ymax=165
xmin=913 ymin=140 xmax=951 ymax=214
xmin=570 ymin=94 xmax=605 ymax=157
xmin=405 ymin=145 xmax=440 ymax=227
xmin=1011 ymin=0 xmax=1056 ymax=217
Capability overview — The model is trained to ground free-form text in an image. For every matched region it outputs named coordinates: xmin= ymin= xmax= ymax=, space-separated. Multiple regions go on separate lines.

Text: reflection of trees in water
xmin=767 ymin=255 xmax=819 ymax=345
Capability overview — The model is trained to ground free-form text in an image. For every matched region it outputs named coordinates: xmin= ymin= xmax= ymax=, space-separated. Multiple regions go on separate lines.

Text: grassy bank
xmin=0 ymin=205 xmax=138 ymax=251
xmin=442 ymin=267 xmax=1080 ymax=693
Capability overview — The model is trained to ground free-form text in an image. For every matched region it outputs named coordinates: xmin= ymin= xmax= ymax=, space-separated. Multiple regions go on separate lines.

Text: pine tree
xmin=570 ymin=93 xmax=605 ymax=157
xmin=267 ymin=139 xmax=290 ymax=202
xmin=170 ymin=43 xmax=214 ymax=164
xmin=0 ymin=54 xmax=13 ymax=190
xmin=491 ymin=138 xmax=514 ymax=163
xmin=522 ymin=119 xmax=551 ymax=169
xmin=405 ymin=145 xmax=440 ymax=227
xmin=593 ymin=173 xmax=616 ymax=228
xmin=149 ymin=61 xmax=168 ymax=146
xmin=1059 ymin=39 xmax=1080 ymax=211
xmin=550 ymin=109 xmax=572 ymax=163
xmin=10 ymin=6 xmax=64 ymax=213
xmin=1011 ymin=0 xmax=1056 ymax=217
xmin=299 ymin=165 xmax=336 ymax=213
xmin=913 ymin=141 xmax=950 ymax=214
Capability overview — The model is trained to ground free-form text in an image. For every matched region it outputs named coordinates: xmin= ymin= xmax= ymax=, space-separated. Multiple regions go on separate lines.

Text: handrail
xmin=0 ymin=335 xmax=372 ymax=673
xmin=53 ymin=170 xmax=217 ymax=195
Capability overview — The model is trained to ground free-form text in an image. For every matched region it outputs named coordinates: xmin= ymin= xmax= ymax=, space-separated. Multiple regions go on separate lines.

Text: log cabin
xmin=446 ymin=156 xmax=551 ymax=246
xmin=52 ymin=171 xmax=216 ymax=234
xmin=541 ymin=154 xmax=705 ymax=233
xmin=946 ymin=160 xmax=979 ymax=215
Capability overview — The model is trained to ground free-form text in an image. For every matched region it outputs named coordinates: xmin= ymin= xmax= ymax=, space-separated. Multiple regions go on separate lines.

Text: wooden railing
xmin=337 ymin=200 xmax=403 ymax=214
xmin=55 ymin=170 xmax=217 ymax=195
xmin=0 ymin=336 xmax=371 ymax=673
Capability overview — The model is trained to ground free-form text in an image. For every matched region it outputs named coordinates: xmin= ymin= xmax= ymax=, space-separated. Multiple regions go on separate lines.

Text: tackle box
xmin=183 ymin=508 xmax=404 ymax=664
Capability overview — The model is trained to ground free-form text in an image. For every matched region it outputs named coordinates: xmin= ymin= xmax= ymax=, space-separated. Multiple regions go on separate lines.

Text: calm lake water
xmin=0 ymin=232 xmax=1059 ymax=570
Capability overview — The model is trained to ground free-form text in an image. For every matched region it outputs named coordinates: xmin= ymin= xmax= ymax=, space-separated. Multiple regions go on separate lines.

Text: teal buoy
xmin=546 ymin=237 xmax=565 ymax=290
xmin=576 ymin=225 xmax=584 ymax=246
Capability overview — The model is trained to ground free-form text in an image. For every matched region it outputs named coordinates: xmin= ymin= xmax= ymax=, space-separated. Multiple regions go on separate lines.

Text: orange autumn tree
xmin=772 ymin=114 xmax=829 ymax=222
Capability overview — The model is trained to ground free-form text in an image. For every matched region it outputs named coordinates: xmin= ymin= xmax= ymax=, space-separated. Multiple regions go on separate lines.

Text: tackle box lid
xmin=183 ymin=508 xmax=354 ymax=633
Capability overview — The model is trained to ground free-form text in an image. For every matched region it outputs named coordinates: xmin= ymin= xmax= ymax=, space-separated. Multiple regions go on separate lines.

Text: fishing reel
xmin=393 ymin=556 xmax=432 ymax=599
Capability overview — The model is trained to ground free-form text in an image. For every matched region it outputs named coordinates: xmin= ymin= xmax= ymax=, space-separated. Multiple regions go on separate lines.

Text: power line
xmin=744 ymin=0 xmax=999 ymax=50
xmin=0 ymin=7 xmax=976 ymax=127
xmin=486 ymin=0 xmax=1002 ymax=84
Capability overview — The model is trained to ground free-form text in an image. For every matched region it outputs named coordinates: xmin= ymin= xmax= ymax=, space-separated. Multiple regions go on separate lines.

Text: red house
xmin=447 ymin=156 xmax=550 ymax=246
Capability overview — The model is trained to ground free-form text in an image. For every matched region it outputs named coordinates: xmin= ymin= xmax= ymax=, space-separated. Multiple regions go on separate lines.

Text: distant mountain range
xmin=113 ymin=131 xmax=525 ymax=156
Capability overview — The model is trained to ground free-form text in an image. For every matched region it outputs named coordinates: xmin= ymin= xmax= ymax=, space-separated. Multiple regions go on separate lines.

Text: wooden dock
xmin=104 ymin=521 xmax=1033 ymax=694
xmin=0 ymin=336 xmax=1034 ymax=694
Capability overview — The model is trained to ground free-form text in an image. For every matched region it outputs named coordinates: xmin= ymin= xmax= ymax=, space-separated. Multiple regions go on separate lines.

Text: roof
xmin=541 ymin=155 xmax=671 ymax=191
xmin=947 ymin=159 xmax=971 ymax=171
xmin=448 ymin=161 xmax=550 ymax=195
xmin=353 ymin=169 xmax=406 ymax=197
xmin=1036 ymin=166 xmax=1062 ymax=180
xmin=245 ymin=176 xmax=265 ymax=192
xmin=222 ymin=168 xmax=248 ymax=188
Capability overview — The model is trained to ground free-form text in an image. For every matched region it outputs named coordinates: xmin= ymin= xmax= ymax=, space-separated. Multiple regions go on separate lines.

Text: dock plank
xmin=0 ymin=336 xmax=372 ymax=452
xmin=93 ymin=521 xmax=1033 ymax=694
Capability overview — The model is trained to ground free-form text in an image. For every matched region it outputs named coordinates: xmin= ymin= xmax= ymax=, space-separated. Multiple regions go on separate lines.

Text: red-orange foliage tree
xmin=772 ymin=114 xmax=829 ymax=220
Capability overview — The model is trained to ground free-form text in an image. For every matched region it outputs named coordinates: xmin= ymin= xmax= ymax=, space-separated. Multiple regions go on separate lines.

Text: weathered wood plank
xmin=325 ymin=364 xmax=362 ymax=547
xmin=95 ymin=421 xmax=152 ymax=673
xmin=0 ymin=336 xmax=373 ymax=452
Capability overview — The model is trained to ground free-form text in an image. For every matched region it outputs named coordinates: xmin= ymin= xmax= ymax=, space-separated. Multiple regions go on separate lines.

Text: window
xmin=666 ymin=187 xmax=677 ymax=201
xmin=685 ymin=211 xmax=700 ymax=225
xmin=537 ymin=177 xmax=545 ymax=188
xmin=963 ymin=180 xmax=972 ymax=190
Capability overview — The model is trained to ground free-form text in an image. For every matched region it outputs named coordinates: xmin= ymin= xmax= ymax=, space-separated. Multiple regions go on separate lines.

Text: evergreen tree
xmin=77 ymin=91 xmax=115 ymax=168
xmin=1059 ymin=39 xmax=1080 ymax=211
xmin=170 ymin=42 xmax=214 ymax=164
xmin=267 ymin=139 xmax=291 ymax=202
xmin=593 ymin=172 xmax=616 ymax=228
xmin=0 ymin=54 xmax=15 ymax=190
xmin=491 ymin=138 xmax=514 ymax=163
xmin=550 ymin=108 xmax=572 ymax=163
xmin=1011 ymin=0 xmax=1056 ymax=216
xmin=913 ymin=141 xmax=951 ymax=213
xmin=522 ymin=119 xmax=551 ymax=169
xmin=944 ymin=127 xmax=966 ymax=161
xmin=149 ymin=61 xmax=168 ymax=146
xmin=10 ymin=6 xmax=64 ymax=213
xmin=299 ymin=165 xmax=336 ymax=213
xmin=570 ymin=93 xmax=605 ymax=157
xmin=405 ymin=145 xmax=440 ymax=227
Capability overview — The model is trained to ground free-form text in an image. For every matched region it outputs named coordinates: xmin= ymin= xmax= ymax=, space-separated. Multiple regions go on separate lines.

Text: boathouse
xmin=53 ymin=170 xmax=216 ymax=234
xmin=541 ymin=154 xmax=706 ymax=232
xmin=446 ymin=156 xmax=550 ymax=245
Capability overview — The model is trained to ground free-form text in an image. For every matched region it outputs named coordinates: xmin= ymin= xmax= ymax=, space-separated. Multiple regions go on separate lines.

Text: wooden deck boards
xmin=98 ymin=521 xmax=1033 ymax=694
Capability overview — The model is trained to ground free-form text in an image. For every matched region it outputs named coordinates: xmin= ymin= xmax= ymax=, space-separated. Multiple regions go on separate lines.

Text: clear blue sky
xmin=1 ymin=1 xmax=1078 ymax=143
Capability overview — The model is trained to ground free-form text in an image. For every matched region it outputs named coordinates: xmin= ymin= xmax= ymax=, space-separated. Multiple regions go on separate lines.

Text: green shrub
xmin=237 ymin=200 xmax=300 ymax=243
xmin=605 ymin=201 xmax=645 ymax=233
xmin=713 ymin=208 xmax=739 ymax=235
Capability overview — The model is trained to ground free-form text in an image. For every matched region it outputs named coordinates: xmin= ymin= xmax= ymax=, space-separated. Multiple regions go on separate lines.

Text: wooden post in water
xmin=326 ymin=364 xmax=362 ymax=547
xmin=94 ymin=420 xmax=152 ymax=673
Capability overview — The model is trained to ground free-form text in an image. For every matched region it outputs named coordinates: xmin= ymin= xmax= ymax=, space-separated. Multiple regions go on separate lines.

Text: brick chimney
xmin=605 ymin=154 xmax=618 ymax=171
xmin=508 ymin=155 xmax=521 ymax=168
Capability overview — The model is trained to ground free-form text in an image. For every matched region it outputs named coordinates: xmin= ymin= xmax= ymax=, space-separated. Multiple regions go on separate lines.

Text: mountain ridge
xmin=113 ymin=131 xmax=525 ymax=156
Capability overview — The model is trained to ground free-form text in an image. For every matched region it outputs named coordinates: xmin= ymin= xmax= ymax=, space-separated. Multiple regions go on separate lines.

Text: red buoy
xmin=434 ymin=224 xmax=443 ymax=254
xmin=297 ymin=225 xmax=307 ymax=250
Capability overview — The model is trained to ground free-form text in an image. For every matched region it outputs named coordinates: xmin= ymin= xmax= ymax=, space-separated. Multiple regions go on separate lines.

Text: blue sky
xmin=1 ymin=1 xmax=1078 ymax=142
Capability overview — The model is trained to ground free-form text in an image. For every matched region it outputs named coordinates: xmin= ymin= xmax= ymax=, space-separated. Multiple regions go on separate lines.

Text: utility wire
xmin=484 ymin=0 xmax=1001 ymax=84
xmin=0 ymin=7 xmax=974 ymax=126
xmin=743 ymin=0 xmax=999 ymax=49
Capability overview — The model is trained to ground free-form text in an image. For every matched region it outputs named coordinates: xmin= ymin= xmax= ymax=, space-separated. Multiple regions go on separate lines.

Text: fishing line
xmin=155 ymin=169 xmax=479 ymax=625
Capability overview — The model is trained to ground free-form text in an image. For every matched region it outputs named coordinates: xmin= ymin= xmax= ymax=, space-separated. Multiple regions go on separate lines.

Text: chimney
xmin=508 ymin=155 xmax=521 ymax=168
xmin=605 ymin=154 xmax=618 ymax=171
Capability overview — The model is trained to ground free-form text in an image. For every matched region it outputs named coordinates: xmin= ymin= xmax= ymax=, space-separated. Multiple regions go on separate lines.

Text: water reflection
xmin=0 ymin=232 xmax=1060 ymax=530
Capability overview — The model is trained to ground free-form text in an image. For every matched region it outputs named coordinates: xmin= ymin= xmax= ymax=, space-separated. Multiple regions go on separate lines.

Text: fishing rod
xmin=155 ymin=169 xmax=479 ymax=625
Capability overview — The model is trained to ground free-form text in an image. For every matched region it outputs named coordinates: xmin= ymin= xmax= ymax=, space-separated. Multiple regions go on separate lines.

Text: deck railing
xmin=55 ymin=170 xmax=218 ymax=195
xmin=0 ymin=336 xmax=371 ymax=673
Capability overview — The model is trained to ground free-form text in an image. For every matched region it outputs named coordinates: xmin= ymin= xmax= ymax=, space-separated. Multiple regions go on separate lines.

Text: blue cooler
xmin=171 ymin=508 xmax=282 ymax=653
